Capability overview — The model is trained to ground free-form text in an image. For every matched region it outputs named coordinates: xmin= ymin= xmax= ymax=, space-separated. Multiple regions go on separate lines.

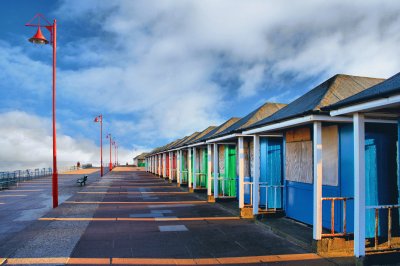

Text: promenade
xmin=0 ymin=167 xmax=341 ymax=265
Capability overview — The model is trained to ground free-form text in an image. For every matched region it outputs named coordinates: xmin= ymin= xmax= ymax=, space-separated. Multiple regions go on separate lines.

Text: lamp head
xmin=28 ymin=27 xmax=49 ymax=45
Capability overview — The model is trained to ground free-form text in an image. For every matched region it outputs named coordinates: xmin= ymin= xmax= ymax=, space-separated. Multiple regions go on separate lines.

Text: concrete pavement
xmin=0 ymin=168 xmax=347 ymax=265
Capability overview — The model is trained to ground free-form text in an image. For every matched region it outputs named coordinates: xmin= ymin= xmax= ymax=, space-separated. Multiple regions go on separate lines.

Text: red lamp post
xmin=94 ymin=115 xmax=103 ymax=177
xmin=112 ymin=141 xmax=117 ymax=167
xmin=26 ymin=14 xmax=58 ymax=208
xmin=106 ymin=134 xmax=112 ymax=171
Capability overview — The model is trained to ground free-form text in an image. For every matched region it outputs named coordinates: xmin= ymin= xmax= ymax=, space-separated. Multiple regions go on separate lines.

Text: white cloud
xmin=2 ymin=0 xmax=400 ymax=162
xmin=0 ymin=111 xmax=136 ymax=171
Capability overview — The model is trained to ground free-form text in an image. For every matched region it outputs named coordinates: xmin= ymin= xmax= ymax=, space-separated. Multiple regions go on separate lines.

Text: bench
xmin=77 ymin=175 xmax=88 ymax=186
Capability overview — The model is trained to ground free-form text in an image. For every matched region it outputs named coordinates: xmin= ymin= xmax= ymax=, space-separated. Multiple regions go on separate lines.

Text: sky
xmin=1 ymin=0 xmax=400 ymax=171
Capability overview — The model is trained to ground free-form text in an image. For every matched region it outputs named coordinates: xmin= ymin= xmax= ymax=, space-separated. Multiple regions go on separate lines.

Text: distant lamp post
xmin=94 ymin=115 xmax=103 ymax=177
xmin=106 ymin=134 xmax=113 ymax=171
xmin=26 ymin=14 xmax=58 ymax=208
xmin=112 ymin=141 xmax=117 ymax=167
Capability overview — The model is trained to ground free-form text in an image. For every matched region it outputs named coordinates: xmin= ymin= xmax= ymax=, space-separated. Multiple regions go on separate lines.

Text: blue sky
xmin=1 ymin=0 xmax=400 ymax=170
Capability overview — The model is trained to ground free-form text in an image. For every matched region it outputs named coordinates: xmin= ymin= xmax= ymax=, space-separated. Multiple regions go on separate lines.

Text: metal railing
xmin=216 ymin=173 xmax=237 ymax=197
xmin=321 ymin=197 xmax=352 ymax=237
xmin=244 ymin=181 xmax=253 ymax=206
xmin=0 ymin=168 xmax=53 ymax=190
xmin=259 ymin=182 xmax=284 ymax=211
xmin=366 ymin=204 xmax=399 ymax=250
xmin=195 ymin=172 xmax=207 ymax=188
xmin=180 ymin=170 xmax=188 ymax=183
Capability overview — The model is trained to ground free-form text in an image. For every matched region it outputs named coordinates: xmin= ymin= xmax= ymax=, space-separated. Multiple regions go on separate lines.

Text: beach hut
xmin=326 ymin=72 xmax=400 ymax=257
xmin=133 ymin=153 xmax=148 ymax=167
xmin=184 ymin=126 xmax=216 ymax=192
xmin=184 ymin=118 xmax=239 ymax=202
xmin=243 ymin=74 xmax=390 ymax=244
xmin=206 ymin=103 xmax=286 ymax=215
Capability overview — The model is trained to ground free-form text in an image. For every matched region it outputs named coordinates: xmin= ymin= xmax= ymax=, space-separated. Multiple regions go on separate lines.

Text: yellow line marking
xmin=64 ymin=201 xmax=207 ymax=204
xmin=2 ymin=254 xmax=323 ymax=265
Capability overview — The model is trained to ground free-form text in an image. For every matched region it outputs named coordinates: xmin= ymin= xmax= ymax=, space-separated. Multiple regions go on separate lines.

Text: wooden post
xmin=177 ymin=150 xmax=181 ymax=184
xmin=188 ymin=148 xmax=193 ymax=190
xmin=313 ymin=121 xmax=322 ymax=240
xmin=207 ymin=144 xmax=213 ymax=201
xmin=193 ymin=147 xmax=197 ymax=190
xmin=163 ymin=153 xmax=166 ymax=177
xmin=354 ymin=113 xmax=366 ymax=257
xmin=169 ymin=152 xmax=172 ymax=180
xmin=213 ymin=143 xmax=219 ymax=199
xmin=238 ymin=137 xmax=245 ymax=209
xmin=253 ymin=135 xmax=260 ymax=215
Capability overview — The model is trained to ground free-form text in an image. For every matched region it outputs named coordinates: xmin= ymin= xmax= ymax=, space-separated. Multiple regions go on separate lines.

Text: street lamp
xmin=26 ymin=14 xmax=58 ymax=208
xmin=106 ymin=134 xmax=113 ymax=171
xmin=112 ymin=140 xmax=117 ymax=167
xmin=94 ymin=115 xmax=103 ymax=177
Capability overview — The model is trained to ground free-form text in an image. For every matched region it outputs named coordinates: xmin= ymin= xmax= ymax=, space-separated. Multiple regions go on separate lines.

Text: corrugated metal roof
xmin=210 ymin=102 xmax=286 ymax=139
xmin=326 ymin=72 xmax=399 ymax=109
xmin=246 ymin=74 xmax=384 ymax=130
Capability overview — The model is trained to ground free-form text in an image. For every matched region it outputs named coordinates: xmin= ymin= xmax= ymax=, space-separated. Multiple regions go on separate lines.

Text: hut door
xmin=224 ymin=145 xmax=237 ymax=197
xmin=365 ymin=125 xmax=398 ymax=238
xmin=260 ymin=138 xmax=283 ymax=209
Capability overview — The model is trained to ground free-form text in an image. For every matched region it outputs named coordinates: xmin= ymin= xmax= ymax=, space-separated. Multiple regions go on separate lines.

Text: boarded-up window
xmin=196 ymin=149 xmax=201 ymax=172
xmin=245 ymin=140 xmax=252 ymax=177
xmin=286 ymin=141 xmax=313 ymax=183
xmin=322 ymin=125 xmax=338 ymax=186
xmin=218 ymin=145 xmax=225 ymax=175
xmin=285 ymin=127 xmax=312 ymax=183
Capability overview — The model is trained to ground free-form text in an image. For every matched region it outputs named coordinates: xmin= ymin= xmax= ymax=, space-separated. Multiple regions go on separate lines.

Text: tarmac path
xmin=0 ymin=168 xmax=339 ymax=265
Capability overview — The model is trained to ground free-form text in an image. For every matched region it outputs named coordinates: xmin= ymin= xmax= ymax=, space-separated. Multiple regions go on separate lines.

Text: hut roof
xmin=246 ymin=74 xmax=384 ymax=130
xmin=134 ymin=153 xmax=148 ymax=160
xmin=192 ymin=118 xmax=241 ymax=143
xmin=210 ymin=102 xmax=286 ymax=139
xmin=326 ymin=72 xmax=399 ymax=109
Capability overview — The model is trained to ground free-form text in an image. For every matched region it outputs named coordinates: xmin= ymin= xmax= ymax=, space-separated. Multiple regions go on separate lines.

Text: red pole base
xmin=109 ymin=163 xmax=112 ymax=171
xmin=52 ymin=172 xmax=58 ymax=208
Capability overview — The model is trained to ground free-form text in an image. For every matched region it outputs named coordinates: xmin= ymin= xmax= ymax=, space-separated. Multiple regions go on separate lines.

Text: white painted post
xmin=313 ymin=122 xmax=323 ymax=240
xmin=213 ymin=143 xmax=219 ymax=199
xmin=253 ymin=135 xmax=260 ymax=215
xmin=188 ymin=148 xmax=192 ymax=188
xmin=238 ymin=137 xmax=245 ymax=209
xmin=354 ymin=113 xmax=366 ymax=257
xmin=163 ymin=153 xmax=167 ymax=177
xmin=158 ymin=155 xmax=161 ymax=176
xmin=207 ymin=144 xmax=212 ymax=196
xmin=177 ymin=150 xmax=181 ymax=184
xmin=193 ymin=147 xmax=197 ymax=190
xmin=169 ymin=152 xmax=172 ymax=180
